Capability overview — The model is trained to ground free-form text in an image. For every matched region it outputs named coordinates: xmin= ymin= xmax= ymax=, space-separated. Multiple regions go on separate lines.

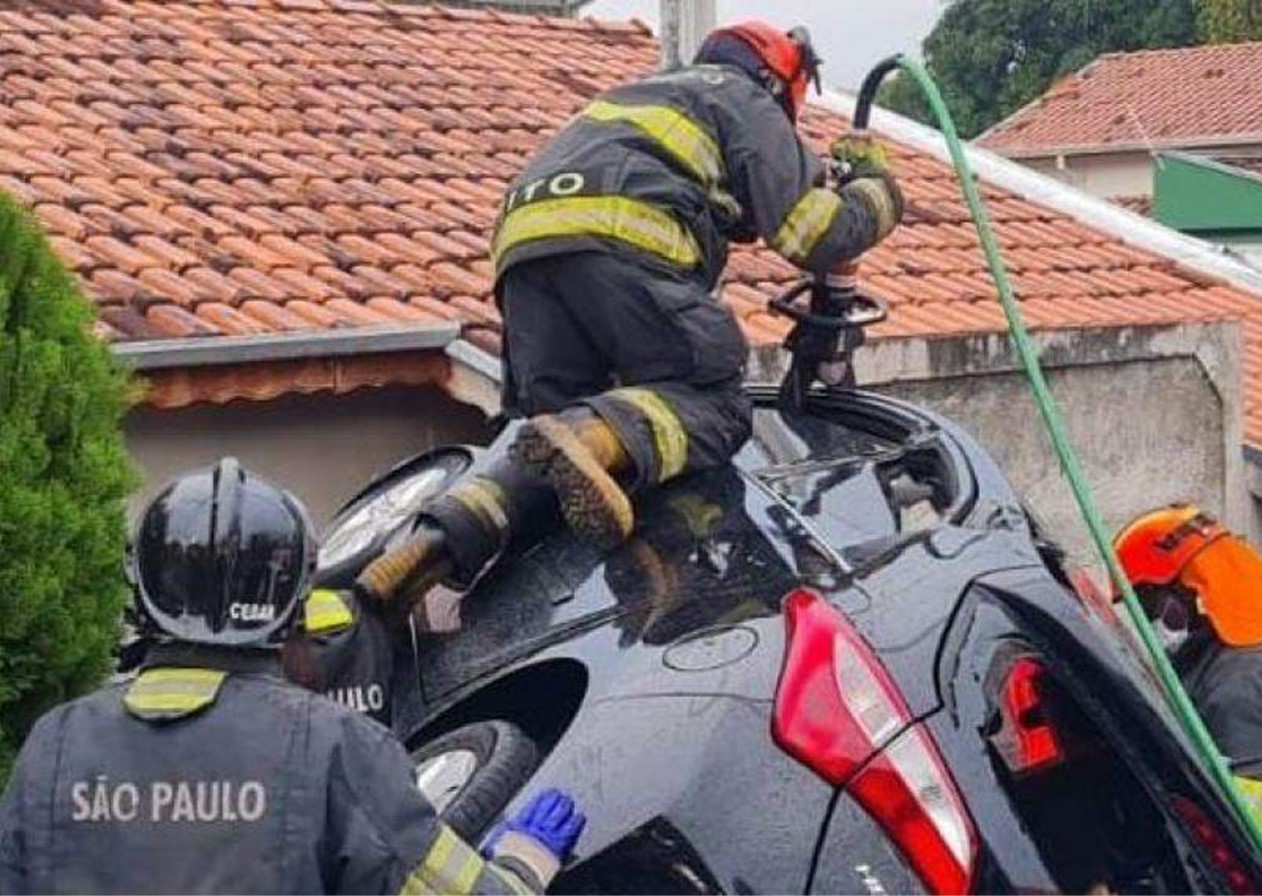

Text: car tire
xmin=410 ymin=720 xmax=539 ymax=842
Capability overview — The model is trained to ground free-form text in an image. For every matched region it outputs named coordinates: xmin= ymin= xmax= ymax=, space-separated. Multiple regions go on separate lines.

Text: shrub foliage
xmin=0 ymin=192 xmax=133 ymax=784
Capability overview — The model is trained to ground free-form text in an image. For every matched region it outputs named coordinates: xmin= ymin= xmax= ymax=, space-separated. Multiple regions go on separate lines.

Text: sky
xmin=585 ymin=0 xmax=945 ymax=91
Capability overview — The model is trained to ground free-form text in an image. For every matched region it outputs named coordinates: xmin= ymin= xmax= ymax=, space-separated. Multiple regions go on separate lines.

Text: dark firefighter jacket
xmin=1182 ymin=639 xmax=1262 ymax=821
xmin=0 ymin=646 xmax=537 ymax=895
xmin=492 ymin=63 xmax=881 ymax=287
xmin=295 ymin=588 xmax=425 ymax=735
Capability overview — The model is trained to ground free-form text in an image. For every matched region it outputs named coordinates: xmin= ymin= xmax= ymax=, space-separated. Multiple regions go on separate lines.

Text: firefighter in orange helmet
xmin=1114 ymin=504 xmax=1262 ymax=819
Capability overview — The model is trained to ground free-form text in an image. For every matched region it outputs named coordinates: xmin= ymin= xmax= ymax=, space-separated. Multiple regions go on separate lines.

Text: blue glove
xmin=484 ymin=788 xmax=586 ymax=862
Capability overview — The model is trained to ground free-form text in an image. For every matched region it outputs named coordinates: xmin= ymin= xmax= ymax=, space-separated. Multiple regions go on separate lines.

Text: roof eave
xmin=112 ymin=322 xmax=460 ymax=371
xmin=983 ymin=131 xmax=1262 ymax=160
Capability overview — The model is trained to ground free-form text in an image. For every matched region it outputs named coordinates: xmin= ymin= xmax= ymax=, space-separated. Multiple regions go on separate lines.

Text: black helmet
xmin=131 ymin=458 xmax=316 ymax=647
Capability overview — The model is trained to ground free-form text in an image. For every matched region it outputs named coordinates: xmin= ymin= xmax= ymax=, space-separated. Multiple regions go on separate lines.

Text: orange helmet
xmin=1114 ymin=504 xmax=1262 ymax=648
xmin=697 ymin=21 xmax=821 ymax=121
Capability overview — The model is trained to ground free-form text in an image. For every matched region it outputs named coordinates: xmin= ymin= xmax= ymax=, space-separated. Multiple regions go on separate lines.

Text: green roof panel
xmin=1154 ymin=152 xmax=1262 ymax=233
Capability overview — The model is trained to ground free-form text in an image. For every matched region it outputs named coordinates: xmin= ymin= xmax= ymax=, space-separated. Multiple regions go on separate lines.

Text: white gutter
xmin=114 ymin=322 xmax=460 ymax=371
xmin=817 ymin=88 xmax=1262 ymax=299
xmin=442 ymin=338 xmax=503 ymax=414
xmin=444 ymin=338 xmax=502 ymax=382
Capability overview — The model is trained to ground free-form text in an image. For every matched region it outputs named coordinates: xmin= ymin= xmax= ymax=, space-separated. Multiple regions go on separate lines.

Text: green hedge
xmin=0 ymin=192 xmax=134 ymax=785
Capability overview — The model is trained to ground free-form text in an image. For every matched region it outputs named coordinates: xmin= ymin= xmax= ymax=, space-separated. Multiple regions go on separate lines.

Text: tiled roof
xmin=979 ymin=42 xmax=1262 ymax=156
xmin=4 ymin=0 xmax=1262 ymax=445
xmin=1114 ymin=195 xmax=1153 ymax=217
xmin=1215 ymin=154 xmax=1262 ymax=177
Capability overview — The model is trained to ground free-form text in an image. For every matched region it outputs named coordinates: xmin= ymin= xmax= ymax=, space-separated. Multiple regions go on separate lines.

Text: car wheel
xmin=411 ymin=720 xmax=539 ymax=842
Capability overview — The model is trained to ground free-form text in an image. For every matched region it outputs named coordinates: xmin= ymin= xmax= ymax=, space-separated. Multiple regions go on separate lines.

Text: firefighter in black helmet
xmin=0 ymin=459 xmax=584 ymax=895
xmin=354 ymin=22 xmax=903 ymax=607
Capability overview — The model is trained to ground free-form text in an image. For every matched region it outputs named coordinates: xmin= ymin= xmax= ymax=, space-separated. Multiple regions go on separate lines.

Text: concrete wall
xmin=749 ymin=322 xmax=1246 ymax=567
xmin=125 ymin=384 xmax=492 ymax=528
xmin=127 ymin=319 xmax=1246 ymax=570
xmin=1021 ymin=151 xmax=1153 ymax=199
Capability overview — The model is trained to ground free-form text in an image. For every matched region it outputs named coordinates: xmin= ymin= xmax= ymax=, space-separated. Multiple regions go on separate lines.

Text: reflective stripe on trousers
xmin=607 ymin=386 xmax=689 ymax=482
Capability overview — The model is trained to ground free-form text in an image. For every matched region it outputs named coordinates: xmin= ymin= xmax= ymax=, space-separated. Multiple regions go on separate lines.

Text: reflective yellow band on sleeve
xmin=1236 ymin=776 xmax=1262 ymax=826
xmin=123 ymin=667 xmax=227 ymax=721
xmin=771 ymin=188 xmax=843 ymax=263
xmin=846 ymin=177 xmax=899 ymax=240
xmin=495 ymin=866 xmax=536 ymax=895
xmin=608 ymin=386 xmax=689 ymax=482
xmin=583 ymin=99 xmax=724 ymax=187
xmin=402 ymin=824 xmax=486 ymax=896
xmin=492 ymin=196 xmax=701 ymax=272
xmin=304 ymin=588 xmax=355 ymax=635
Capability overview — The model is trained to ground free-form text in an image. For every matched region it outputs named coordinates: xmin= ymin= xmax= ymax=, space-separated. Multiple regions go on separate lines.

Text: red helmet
xmin=703 ymin=21 xmax=821 ymax=120
xmin=1114 ymin=504 xmax=1262 ymax=647
xmin=1114 ymin=505 xmax=1224 ymax=587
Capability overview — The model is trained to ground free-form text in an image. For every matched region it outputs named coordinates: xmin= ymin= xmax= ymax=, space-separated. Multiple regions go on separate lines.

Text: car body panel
xmin=418 ymin=464 xmax=821 ymax=708
xmin=315 ymin=388 xmax=1260 ymax=893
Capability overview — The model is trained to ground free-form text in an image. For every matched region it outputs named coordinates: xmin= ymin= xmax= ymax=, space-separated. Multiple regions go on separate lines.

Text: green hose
xmin=889 ymin=54 xmax=1262 ymax=854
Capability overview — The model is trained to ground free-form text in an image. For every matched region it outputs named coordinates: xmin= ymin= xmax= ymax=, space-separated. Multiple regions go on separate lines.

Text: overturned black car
xmin=314 ymin=379 xmax=1262 ymax=895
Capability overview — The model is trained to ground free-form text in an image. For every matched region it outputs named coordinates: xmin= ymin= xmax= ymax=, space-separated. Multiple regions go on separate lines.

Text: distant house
xmin=5 ymin=0 xmax=1262 ymax=551
xmin=1149 ymin=151 xmax=1262 ymax=267
xmin=979 ymin=42 xmax=1262 ymax=245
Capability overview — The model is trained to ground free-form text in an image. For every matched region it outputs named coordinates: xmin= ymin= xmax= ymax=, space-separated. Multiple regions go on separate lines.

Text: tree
xmin=880 ymin=0 xmax=1198 ymax=138
xmin=1199 ymin=0 xmax=1262 ymax=41
xmin=0 ymin=191 xmax=134 ymax=785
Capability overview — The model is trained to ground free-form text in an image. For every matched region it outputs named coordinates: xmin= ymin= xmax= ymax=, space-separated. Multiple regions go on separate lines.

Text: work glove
xmin=482 ymin=788 xmax=586 ymax=889
xmin=829 ymin=130 xmax=891 ymax=179
xmin=830 ymin=131 xmax=905 ymax=243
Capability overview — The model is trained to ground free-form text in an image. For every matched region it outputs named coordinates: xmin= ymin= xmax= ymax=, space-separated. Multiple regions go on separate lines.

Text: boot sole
xmin=511 ymin=416 xmax=634 ymax=548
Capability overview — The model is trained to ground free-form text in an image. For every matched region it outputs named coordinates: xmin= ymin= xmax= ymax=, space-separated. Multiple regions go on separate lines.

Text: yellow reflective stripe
xmin=584 ymin=99 xmax=723 ymax=186
xmin=609 ymin=387 xmax=688 ymax=481
xmin=399 ymin=865 xmax=433 ymax=896
xmin=403 ymin=825 xmax=486 ymax=896
xmin=772 ymin=188 xmax=842 ymax=263
xmin=123 ymin=667 xmax=226 ymax=719
xmin=304 ymin=588 xmax=354 ymax=635
xmin=451 ymin=841 xmax=482 ymax=896
xmin=1236 ymin=776 xmax=1262 ymax=826
xmin=489 ymin=865 xmax=535 ymax=895
xmin=450 ymin=476 xmax=510 ymax=535
xmin=847 ymin=178 xmax=899 ymax=239
xmin=493 ymin=196 xmax=701 ymax=271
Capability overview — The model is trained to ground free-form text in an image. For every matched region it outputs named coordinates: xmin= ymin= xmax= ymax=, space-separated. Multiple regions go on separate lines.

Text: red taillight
xmin=997 ymin=658 xmax=1064 ymax=774
xmin=772 ymin=588 xmax=978 ymax=894
xmin=1171 ymin=795 xmax=1258 ymax=894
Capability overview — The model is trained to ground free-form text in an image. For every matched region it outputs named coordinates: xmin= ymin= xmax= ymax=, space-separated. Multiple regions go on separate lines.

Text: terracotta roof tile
xmin=981 ymin=42 xmax=1262 ymax=154
xmin=2 ymin=0 xmax=1260 ymax=437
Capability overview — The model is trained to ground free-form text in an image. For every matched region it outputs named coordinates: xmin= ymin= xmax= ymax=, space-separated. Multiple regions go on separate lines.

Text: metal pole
xmin=660 ymin=0 xmax=681 ymax=70
xmin=660 ymin=0 xmax=714 ymax=70
xmin=677 ymin=0 xmax=715 ymax=65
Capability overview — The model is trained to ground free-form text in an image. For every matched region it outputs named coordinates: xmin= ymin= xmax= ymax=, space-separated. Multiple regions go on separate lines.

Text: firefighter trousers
xmin=498 ymin=252 xmax=753 ymax=491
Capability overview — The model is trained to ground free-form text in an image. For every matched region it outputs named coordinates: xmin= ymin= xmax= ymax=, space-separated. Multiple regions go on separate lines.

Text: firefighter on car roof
xmin=353 ymin=21 xmax=904 ymax=607
xmin=1114 ymin=504 xmax=1262 ymax=822
xmin=0 ymin=458 xmax=584 ymax=895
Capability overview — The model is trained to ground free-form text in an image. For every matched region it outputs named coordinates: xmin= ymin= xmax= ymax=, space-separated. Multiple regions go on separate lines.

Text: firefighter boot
xmin=355 ymin=524 xmax=454 ymax=603
xmin=355 ymin=474 xmax=514 ymax=602
xmin=355 ymin=446 xmax=575 ymax=604
xmin=510 ymin=412 xmax=635 ymax=548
